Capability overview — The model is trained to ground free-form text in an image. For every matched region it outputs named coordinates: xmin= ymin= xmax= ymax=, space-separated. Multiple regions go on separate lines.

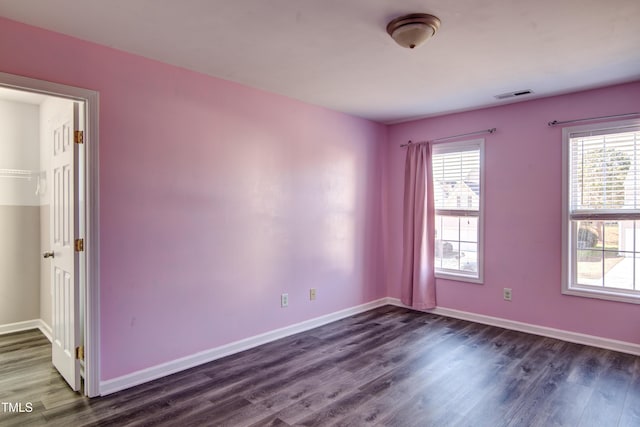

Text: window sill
xmin=435 ymin=271 xmax=483 ymax=284
xmin=563 ymin=286 xmax=640 ymax=305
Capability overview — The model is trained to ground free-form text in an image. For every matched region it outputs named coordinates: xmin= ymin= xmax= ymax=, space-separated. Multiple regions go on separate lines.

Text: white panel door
xmin=50 ymin=102 xmax=80 ymax=391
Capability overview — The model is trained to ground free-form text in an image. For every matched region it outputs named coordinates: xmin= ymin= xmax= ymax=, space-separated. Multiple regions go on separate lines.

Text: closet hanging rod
xmin=548 ymin=112 xmax=640 ymax=127
xmin=400 ymin=128 xmax=496 ymax=148
xmin=0 ymin=169 xmax=38 ymax=180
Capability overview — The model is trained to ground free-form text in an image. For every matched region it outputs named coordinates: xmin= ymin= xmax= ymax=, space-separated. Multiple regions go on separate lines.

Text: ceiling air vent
xmin=494 ymin=89 xmax=533 ymax=100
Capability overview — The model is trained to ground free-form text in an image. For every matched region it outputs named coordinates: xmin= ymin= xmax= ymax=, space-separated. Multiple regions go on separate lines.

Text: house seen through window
xmin=432 ymin=139 xmax=484 ymax=283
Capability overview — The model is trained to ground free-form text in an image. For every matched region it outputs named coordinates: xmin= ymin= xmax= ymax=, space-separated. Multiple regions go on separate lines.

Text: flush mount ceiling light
xmin=386 ymin=13 xmax=441 ymax=49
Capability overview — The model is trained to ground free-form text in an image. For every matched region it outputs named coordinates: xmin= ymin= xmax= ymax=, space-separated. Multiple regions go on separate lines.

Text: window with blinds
xmin=563 ymin=120 xmax=640 ymax=303
xmin=432 ymin=139 xmax=483 ymax=283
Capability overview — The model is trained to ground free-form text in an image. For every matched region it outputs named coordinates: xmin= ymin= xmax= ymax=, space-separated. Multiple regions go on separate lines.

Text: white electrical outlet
xmin=503 ymin=288 xmax=512 ymax=301
xmin=310 ymin=288 xmax=317 ymax=301
xmin=281 ymin=293 xmax=289 ymax=307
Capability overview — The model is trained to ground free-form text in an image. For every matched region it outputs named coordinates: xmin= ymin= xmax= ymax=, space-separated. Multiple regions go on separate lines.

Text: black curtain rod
xmin=400 ymin=128 xmax=496 ymax=148
xmin=548 ymin=112 xmax=640 ymax=127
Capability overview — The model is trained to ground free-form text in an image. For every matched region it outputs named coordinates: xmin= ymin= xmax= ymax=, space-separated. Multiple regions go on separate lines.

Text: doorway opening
xmin=0 ymin=72 xmax=100 ymax=397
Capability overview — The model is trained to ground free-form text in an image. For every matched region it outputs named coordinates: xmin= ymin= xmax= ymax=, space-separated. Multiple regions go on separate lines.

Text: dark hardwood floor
xmin=1 ymin=306 xmax=638 ymax=426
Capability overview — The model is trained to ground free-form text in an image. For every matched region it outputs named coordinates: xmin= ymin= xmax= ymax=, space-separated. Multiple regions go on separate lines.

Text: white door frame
xmin=0 ymin=71 xmax=100 ymax=397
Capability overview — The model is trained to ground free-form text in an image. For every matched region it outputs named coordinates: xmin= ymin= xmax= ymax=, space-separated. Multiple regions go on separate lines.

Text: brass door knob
xmin=43 ymin=251 xmax=55 ymax=259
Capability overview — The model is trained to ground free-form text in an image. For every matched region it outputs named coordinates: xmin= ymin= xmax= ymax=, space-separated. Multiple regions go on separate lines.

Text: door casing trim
xmin=0 ymin=71 xmax=100 ymax=397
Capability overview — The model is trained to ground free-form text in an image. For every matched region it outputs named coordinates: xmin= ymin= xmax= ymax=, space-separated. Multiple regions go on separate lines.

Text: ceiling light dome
xmin=386 ymin=13 xmax=441 ymax=49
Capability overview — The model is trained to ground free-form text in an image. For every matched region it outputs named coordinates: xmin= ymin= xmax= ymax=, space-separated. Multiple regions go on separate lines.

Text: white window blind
xmin=432 ymin=145 xmax=480 ymax=212
xmin=569 ymin=125 xmax=640 ymax=218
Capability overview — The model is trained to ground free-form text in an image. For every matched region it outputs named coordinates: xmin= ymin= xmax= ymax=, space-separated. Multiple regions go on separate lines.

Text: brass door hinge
xmin=74 ymin=130 xmax=84 ymax=144
xmin=75 ymin=346 xmax=84 ymax=360
xmin=74 ymin=238 xmax=84 ymax=252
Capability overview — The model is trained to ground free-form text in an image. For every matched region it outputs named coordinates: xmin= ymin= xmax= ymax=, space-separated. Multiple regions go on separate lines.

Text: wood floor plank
xmin=618 ymin=357 xmax=640 ymax=427
xmin=0 ymin=306 xmax=638 ymax=427
xmin=372 ymin=329 xmax=525 ymax=427
xmin=579 ymin=351 xmax=636 ymax=427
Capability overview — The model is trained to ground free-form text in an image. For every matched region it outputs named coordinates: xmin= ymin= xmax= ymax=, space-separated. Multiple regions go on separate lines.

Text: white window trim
xmin=561 ymin=118 xmax=640 ymax=304
xmin=433 ymin=138 xmax=485 ymax=284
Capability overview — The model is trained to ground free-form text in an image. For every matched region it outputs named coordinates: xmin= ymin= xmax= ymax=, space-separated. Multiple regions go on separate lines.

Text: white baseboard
xmin=100 ymin=298 xmax=391 ymax=396
xmin=100 ymin=296 xmax=640 ymax=396
xmin=387 ymin=298 xmax=640 ymax=356
xmin=38 ymin=319 xmax=53 ymax=342
xmin=0 ymin=319 xmax=42 ymax=335
xmin=0 ymin=318 xmax=52 ymax=341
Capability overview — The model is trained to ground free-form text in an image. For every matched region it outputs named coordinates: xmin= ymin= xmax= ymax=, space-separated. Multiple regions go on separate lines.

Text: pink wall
xmin=0 ymin=18 xmax=387 ymax=380
xmin=2 ymin=15 xmax=638 ymax=384
xmin=386 ymin=82 xmax=640 ymax=345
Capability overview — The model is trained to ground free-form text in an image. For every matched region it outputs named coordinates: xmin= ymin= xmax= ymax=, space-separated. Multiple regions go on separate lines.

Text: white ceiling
xmin=1 ymin=0 xmax=639 ymax=123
